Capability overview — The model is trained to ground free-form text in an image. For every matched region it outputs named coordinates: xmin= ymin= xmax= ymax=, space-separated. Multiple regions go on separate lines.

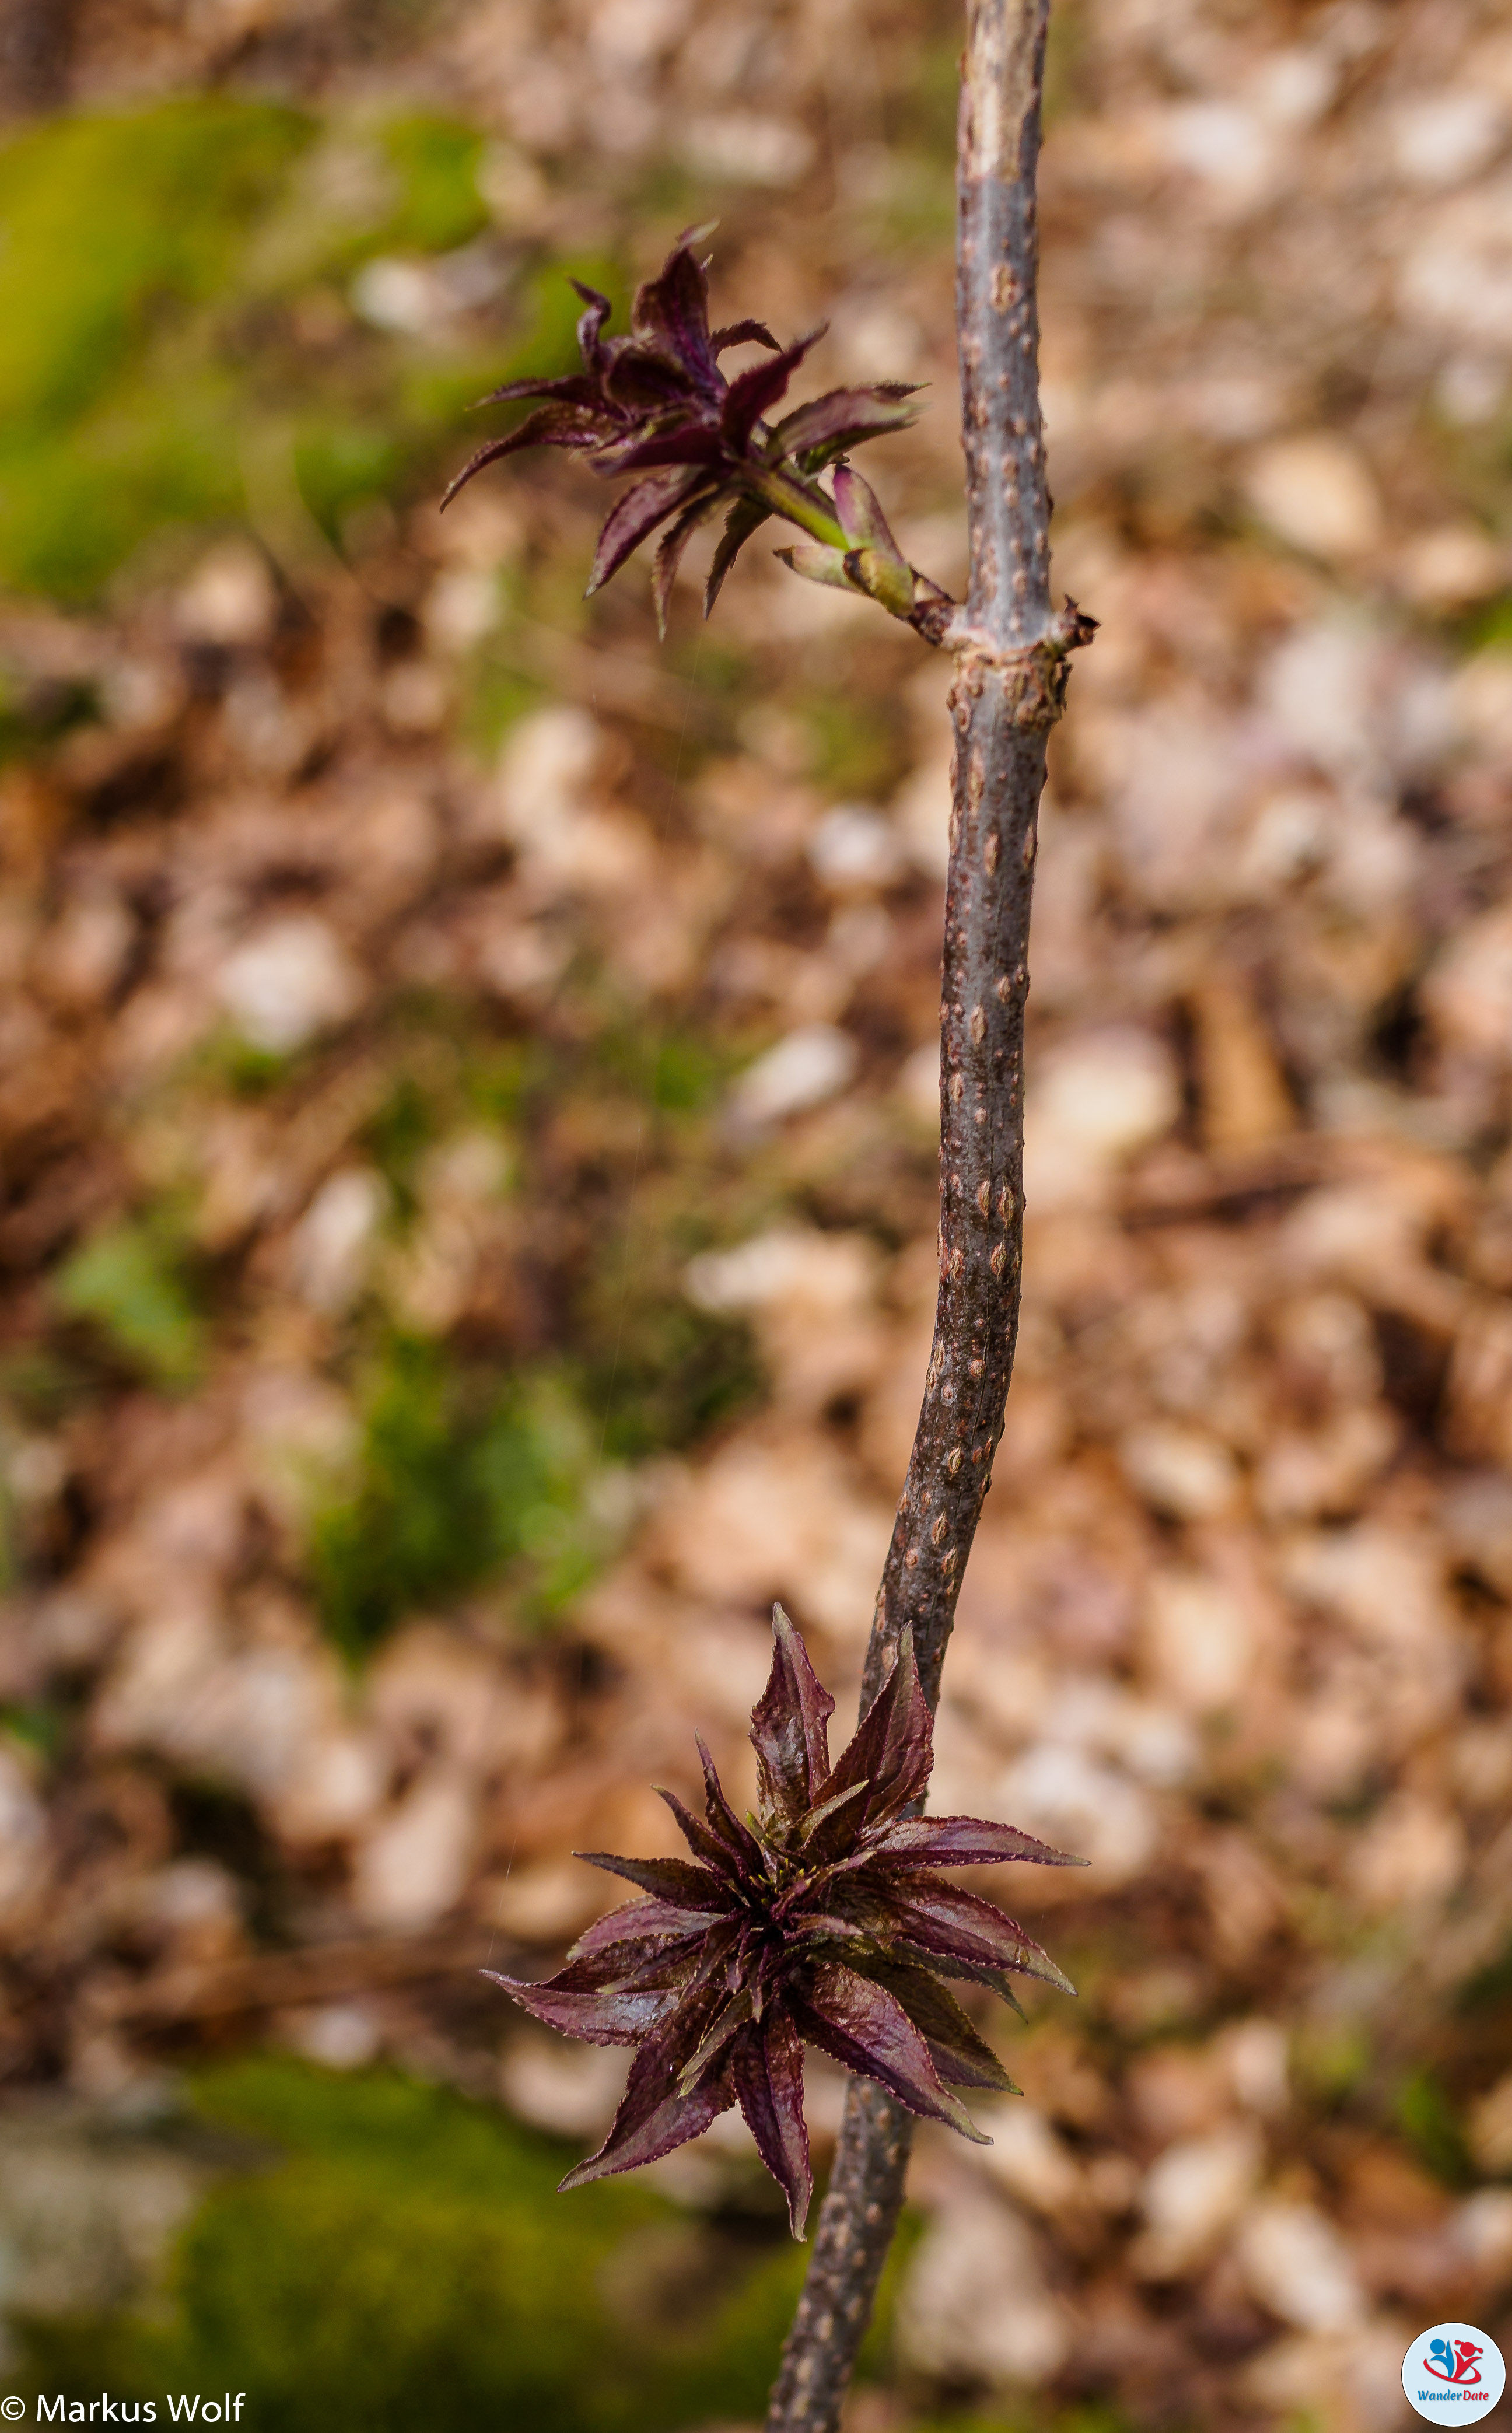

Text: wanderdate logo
xmin=1403 ymin=2324 xmax=1506 ymax=2423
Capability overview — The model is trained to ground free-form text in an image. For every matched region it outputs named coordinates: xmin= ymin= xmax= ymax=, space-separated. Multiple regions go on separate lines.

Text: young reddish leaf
xmin=790 ymin=1962 xmax=989 ymax=2143
xmin=876 ymin=1875 xmax=1077 ymax=1995
xmin=446 ymin=242 xmax=947 ymax=635
xmin=695 ymin=1731 xmax=766 ymax=1873
xmin=587 ymin=468 xmax=713 ymax=596
xmin=711 ymin=318 xmax=780 ymax=353
xmin=706 ymin=496 xmax=771 ymax=614
xmin=732 ymin=2008 xmax=813 ymax=2236
xmin=796 ymin=1780 xmax=869 ymax=1854
xmin=559 ymin=2004 xmax=737 ymax=2190
xmin=484 ymin=1600 xmax=1073 ymax=2229
xmin=628 ymin=232 xmax=722 ymax=393
xmin=440 ymin=406 xmax=603 ymax=510
xmin=676 ymin=1989 xmax=755 ymax=2092
xmin=482 ymin=1969 xmax=678 ymax=2047
xmin=784 ymin=1913 xmax=869 ymax=1958
xmin=531 ymin=1931 xmax=708 ymax=2002
xmin=721 ymin=329 xmax=825 ymax=448
xmin=652 ymin=489 xmax=722 ymax=638
xmin=769 ymin=384 xmax=922 ymax=471
xmin=819 ymin=1630 xmax=932 ymax=1824
xmin=559 ymin=2067 xmax=735 ymax=2192
xmin=574 ymin=1851 xmax=740 ymax=1910
xmin=474 ymin=370 xmax=604 ymax=409
xmin=832 ymin=465 xmax=902 ymax=559
xmin=853 ymin=1958 xmax=1019 ymax=2092
xmin=654 ymin=1783 xmax=742 ymax=1875
xmin=831 ymin=468 xmax=915 ymax=620
xmin=600 ymin=342 xmax=699 ymax=409
xmin=750 ymin=1603 xmax=836 ymax=1827
xmin=914 ymin=1949 xmax=1028 ymax=2018
xmin=869 ymin=1816 xmax=1086 ymax=1869
xmin=591 ymin=424 xmax=726 ymax=475
xmin=569 ymin=279 xmax=615 ymax=369
xmin=569 ymin=1895 xmax=723 ymax=1960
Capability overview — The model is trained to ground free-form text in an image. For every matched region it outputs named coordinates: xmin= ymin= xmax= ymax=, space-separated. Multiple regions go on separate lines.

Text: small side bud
xmin=775 ymin=541 xmax=861 ymax=591
xmin=844 ymin=545 xmax=916 ymax=619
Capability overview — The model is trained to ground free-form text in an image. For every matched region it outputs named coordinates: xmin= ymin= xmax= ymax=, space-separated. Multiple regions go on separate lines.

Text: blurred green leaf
xmin=52 ymin=1221 xmax=206 ymax=1388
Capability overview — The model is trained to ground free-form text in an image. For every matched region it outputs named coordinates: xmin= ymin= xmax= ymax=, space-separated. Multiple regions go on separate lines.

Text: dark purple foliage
xmin=486 ymin=1608 xmax=1083 ymax=2236
xmin=441 ymin=227 xmax=922 ymax=633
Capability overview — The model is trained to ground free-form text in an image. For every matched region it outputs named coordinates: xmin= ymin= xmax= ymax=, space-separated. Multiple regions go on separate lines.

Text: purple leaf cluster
xmin=487 ymin=1608 xmax=1083 ymax=2236
xmin=441 ymin=227 xmax=922 ymax=633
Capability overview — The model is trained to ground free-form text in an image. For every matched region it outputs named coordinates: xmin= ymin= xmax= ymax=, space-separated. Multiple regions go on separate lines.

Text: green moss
xmin=290 ymin=416 xmax=411 ymax=544
xmin=580 ymin=1289 xmax=762 ymax=1464
xmin=592 ymin=1019 xmax=737 ymax=1119
xmin=884 ymin=27 xmax=964 ymax=167
xmin=1456 ymin=595 xmax=1512 ymax=655
xmin=0 ymin=99 xmax=619 ymax=602
xmin=0 ymin=662 xmax=99 ymax=765
xmin=1292 ymin=2018 xmax=1371 ymax=2109
xmin=308 ymin=1337 xmax=605 ymax=1650
xmin=201 ymin=1029 xmax=306 ymax=1100
xmin=359 ymin=1034 xmax=533 ymax=1212
xmin=364 ymin=1069 xmax=447 ymax=1211
xmin=463 ymin=656 xmax=550 ymax=755
xmin=15 ymin=2057 xmax=813 ymax=2433
xmin=1042 ymin=0 xmax=1088 ymax=127
xmin=0 ymin=1700 xmax=65 ymax=1764
xmin=1394 ymin=2068 xmax=1474 ymax=2189
xmin=0 ymin=1345 xmax=88 ymax=1426
xmin=500 ymin=251 xmax=624 ymax=387
xmin=0 ymin=365 xmax=247 ymax=598
xmin=377 ymin=113 xmax=489 ymax=254
xmin=802 ymin=685 xmax=911 ymax=798
xmin=0 ymin=97 xmax=310 ymax=433
xmin=52 ymin=1220 xmax=206 ymax=1388
xmin=0 ymin=101 xmax=307 ymax=596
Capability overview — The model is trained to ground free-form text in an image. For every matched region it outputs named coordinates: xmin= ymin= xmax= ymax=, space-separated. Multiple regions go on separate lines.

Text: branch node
xmin=943 ymin=597 xmax=1098 ymax=728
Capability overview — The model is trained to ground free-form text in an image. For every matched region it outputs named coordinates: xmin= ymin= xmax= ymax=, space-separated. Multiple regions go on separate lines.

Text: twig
xmin=101 ymin=1930 xmax=503 ymax=2025
xmin=763 ymin=7 xmax=1088 ymax=2426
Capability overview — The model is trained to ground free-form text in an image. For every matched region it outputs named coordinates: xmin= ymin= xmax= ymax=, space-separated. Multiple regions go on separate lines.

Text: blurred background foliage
xmin=0 ymin=93 xmax=613 ymax=597
xmin=12 ymin=2057 xmax=818 ymax=2432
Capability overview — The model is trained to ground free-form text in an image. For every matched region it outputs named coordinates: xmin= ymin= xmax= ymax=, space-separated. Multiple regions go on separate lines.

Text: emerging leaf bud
xmin=485 ymin=1605 xmax=1083 ymax=2237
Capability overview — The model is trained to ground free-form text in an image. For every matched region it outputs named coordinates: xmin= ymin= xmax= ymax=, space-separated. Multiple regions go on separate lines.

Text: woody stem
xmin=761 ymin=7 xmax=1086 ymax=2429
